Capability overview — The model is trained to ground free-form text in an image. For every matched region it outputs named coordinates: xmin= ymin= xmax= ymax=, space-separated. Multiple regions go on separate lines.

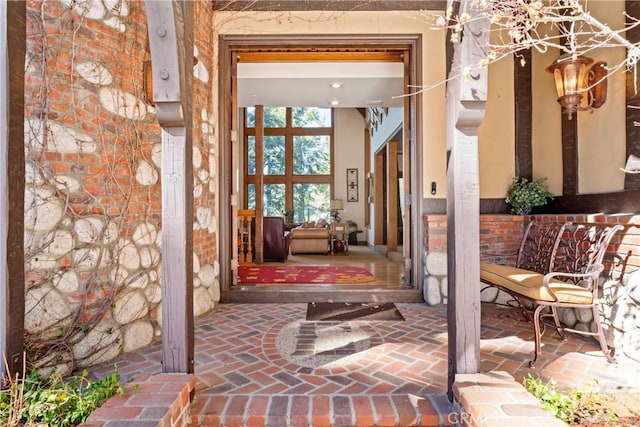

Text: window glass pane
xmin=292 ymin=107 xmax=331 ymax=127
xmin=264 ymin=136 xmax=285 ymax=175
xmin=245 ymin=107 xmax=255 ymax=128
xmin=264 ymin=107 xmax=286 ymax=128
xmin=264 ymin=184 xmax=285 ymax=217
xmin=247 ymin=184 xmax=255 ymax=210
xmin=293 ymin=135 xmax=330 ymax=175
xmin=247 ymin=136 xmax=255 ymax=175
xmin=293 ymin=183 xmax=330 ymax=223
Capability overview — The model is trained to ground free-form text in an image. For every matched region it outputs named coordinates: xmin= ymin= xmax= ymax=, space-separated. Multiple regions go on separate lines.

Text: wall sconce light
xmin=546 ymin=54 xmax=607 ymax=119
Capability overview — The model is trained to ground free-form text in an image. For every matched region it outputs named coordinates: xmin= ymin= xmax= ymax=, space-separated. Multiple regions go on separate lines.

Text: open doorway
xmin=218 ymin=35 xmax=424 ymax=303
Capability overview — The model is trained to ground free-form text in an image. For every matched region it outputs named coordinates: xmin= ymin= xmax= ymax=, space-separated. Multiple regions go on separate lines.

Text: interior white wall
xmin=371 ymin=108 xmax=403 ymax=153
xmin=334 ymin=108 xmax=366 ymax=242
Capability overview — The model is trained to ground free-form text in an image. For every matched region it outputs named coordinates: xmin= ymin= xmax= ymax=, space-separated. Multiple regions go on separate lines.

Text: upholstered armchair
xmin=260 ymin=216 xmax=292 ymax=262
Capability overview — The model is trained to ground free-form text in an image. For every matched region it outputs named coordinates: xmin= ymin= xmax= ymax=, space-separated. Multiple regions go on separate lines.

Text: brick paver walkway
xmin=91 ymin=303 xmax=640 ymax=426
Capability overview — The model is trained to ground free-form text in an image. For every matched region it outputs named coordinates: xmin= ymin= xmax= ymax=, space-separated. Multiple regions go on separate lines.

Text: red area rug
xmin=238 ymin=265 xmax=376 ymax=285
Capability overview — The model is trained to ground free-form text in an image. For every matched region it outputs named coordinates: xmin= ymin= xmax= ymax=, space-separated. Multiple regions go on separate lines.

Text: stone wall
xmin=423 ymin=214 xmax=640 ymax=363
xmin=23 ymin=0 xmax=218 ymax=375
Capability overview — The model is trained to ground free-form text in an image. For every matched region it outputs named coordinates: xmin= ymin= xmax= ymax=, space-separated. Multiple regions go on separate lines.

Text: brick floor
xmin=89 ymin=303 xmax=640 ymax=426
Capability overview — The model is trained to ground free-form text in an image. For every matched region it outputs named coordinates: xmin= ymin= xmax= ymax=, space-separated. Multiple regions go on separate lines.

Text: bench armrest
xmin=542 ymin=264 xmax=604 ymax=302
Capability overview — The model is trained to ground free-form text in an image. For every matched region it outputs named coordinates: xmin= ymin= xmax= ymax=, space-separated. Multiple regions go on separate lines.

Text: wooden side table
xmin=329 ymin=222 xmax=349 ymax=254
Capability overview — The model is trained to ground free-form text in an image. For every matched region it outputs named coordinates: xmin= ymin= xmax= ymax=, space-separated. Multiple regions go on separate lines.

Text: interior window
xmin=247 ymin=136 xmax=255 ymax=175
xmin=243 ymin=107 xmax=333 ymax=219
xmin=246 ymin=106 xmax=286 ymax=128
xmin=293 ymin=135 xmax=330 ymax=175
xmin=264 ymin=184 xmax=285 ymax=216
xmin=292 ymin=107 xmax=331 ymax=128
xmin=264 ymin=136 xmax=285 ymax=175
xmin=293 ymin=183 xmax=330 ymax=223
xmin=247 ymin=184 xmax=286 ymax=217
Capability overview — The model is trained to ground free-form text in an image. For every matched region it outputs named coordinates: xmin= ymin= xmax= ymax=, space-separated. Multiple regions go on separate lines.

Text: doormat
xmin=238 ymin=265 xmax=376 ymax=285
xmin=306 ymin=302 xmax=405 ymax=321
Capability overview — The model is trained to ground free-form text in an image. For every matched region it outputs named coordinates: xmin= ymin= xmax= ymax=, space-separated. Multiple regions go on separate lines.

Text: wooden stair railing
xmin=238 ymin=209 xmax=255 ymax=265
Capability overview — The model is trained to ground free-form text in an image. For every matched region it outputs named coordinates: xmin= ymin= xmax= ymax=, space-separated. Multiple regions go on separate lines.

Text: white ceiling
xmin=237 ymin=62 xmax=405 ymax=108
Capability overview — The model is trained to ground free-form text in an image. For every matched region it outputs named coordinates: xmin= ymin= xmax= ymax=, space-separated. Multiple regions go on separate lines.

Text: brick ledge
xmin=453 ymin=371 xmax=565 ymax=427
xmin=80 ymin=373 xmax=195 ymax=427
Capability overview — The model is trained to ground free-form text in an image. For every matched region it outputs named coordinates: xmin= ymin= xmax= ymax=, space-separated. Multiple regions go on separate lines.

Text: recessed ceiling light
xmin=330 ymin=82 xmax=342 ymax=89
xmin=331 ymin=100 xmax=340 ymax=106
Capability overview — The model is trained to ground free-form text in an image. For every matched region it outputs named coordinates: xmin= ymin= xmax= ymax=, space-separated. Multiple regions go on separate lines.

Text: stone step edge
xmin=453 ymin=371 xmax=565 ymax=426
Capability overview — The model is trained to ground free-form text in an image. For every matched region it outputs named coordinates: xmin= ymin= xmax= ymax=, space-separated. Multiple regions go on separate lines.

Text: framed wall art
xmin=346 ymin=168 xmax=358 ymax=202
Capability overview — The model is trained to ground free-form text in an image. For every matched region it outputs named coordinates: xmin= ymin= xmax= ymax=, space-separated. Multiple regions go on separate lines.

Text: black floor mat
xmin=306 ymin=302 xmax=405 ymax=321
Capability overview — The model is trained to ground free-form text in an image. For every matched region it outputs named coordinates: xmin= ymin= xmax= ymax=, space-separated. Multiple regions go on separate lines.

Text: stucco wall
xmin=531 ymin=3 xmax=627 ymax=197
xmin=478 ymin=32 xmax=516 ymax=198
xmin=577 ymin=1 xmax=627 ymax=194
xmin=532 ymin=24 xmax=564 ymax=196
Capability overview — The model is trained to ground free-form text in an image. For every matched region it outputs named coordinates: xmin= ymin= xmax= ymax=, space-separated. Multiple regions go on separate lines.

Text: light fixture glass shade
xmin=547 ymin=54 xmax=594 ymax=119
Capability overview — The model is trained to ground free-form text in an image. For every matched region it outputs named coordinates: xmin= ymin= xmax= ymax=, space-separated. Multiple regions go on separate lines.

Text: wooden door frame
xmin=218 ymin=34 xmax=424 ymax=302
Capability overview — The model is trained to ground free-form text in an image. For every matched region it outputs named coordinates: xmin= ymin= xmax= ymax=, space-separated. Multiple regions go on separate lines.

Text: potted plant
xmin=505 ymin=177 xmax=554 ymax=215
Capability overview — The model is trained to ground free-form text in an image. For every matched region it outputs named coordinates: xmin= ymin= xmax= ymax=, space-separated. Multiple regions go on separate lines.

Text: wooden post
xmin=402 ymin=50 xmax=414 ymax=286
xmin=0 ymin=0 xmax=26 ymax=379
xmin=386 ymin=140 xmax=398 ymax=252
xmin=446 ymin=0 xmax=491 ymax=400
xmin=374 ymin=153 xmax=385 ymax=245
xmin=254 ymin=105 xmax=264 ymax=263
xmin=145 ymin=0 xmax=194 ymax=374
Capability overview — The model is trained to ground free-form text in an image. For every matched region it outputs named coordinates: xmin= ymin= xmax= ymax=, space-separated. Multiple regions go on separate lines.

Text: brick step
xmin=188 ymin=393 xmax=456 ymax=427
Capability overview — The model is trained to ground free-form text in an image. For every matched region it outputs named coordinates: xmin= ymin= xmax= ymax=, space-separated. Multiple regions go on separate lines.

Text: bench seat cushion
xmin=480 ymin=263 xmax=593 ymax=304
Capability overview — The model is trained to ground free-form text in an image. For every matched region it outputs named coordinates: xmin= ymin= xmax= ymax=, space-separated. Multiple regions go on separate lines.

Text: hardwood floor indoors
xmin=223 ymin=243 xmax=417 ymax=303
xmin=283 ymin=244 xmax=404 ymax=287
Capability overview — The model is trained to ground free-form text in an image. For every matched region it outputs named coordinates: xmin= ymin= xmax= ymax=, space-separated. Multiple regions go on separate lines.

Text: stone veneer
xmin=423 ymin=214 xmax=640 ymax=363
xmin=23 ymin=0 xmax=217 ymax=375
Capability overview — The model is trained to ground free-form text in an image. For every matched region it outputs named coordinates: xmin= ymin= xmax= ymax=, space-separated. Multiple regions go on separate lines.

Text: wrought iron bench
xmin=480 ymin=220 xmax=623 ymax=367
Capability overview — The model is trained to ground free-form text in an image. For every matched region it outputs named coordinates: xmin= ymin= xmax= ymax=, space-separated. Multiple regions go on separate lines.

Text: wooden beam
xmin=374 ymin=153 xmax=385 ymax=245
xmin=145 ymin=0 xmax=194 ymax=374
xmin=364 ymin=129 xmax=371 ymax=228
xmin=402 ymin=49 xmax=413 ymax=285
xmin=514 ymin=49 xmax=532 ymax=180
xmin=237 ymin=51 xmax=404 ymax=63
xmin=446 ymin=0 xmax=490 ymax=400
xmin=0 ymin=0 xmax=26 ymax=378
xmin=231 ymin=54 xmax=240 ymax=284
xmin=254 ymin=105 xmax=264 ymax=263
xmin=626 ymin=1 xmax=640 ymax=190
xmin=212 ymin=1 xmax=447 ymax=11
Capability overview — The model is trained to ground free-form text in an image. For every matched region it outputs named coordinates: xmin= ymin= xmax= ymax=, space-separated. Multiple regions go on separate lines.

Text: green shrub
xmin=505 ymin=177 xmax=554 ymax=215
xmin=1 ymin=364 xmax=124 ymax=427
xmin=523 ymin=374 xmax=616 ymax=424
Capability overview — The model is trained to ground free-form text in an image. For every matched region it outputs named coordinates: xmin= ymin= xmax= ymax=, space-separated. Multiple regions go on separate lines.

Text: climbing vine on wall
xmin=23 ymin=0 xmax=163 ymax=375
